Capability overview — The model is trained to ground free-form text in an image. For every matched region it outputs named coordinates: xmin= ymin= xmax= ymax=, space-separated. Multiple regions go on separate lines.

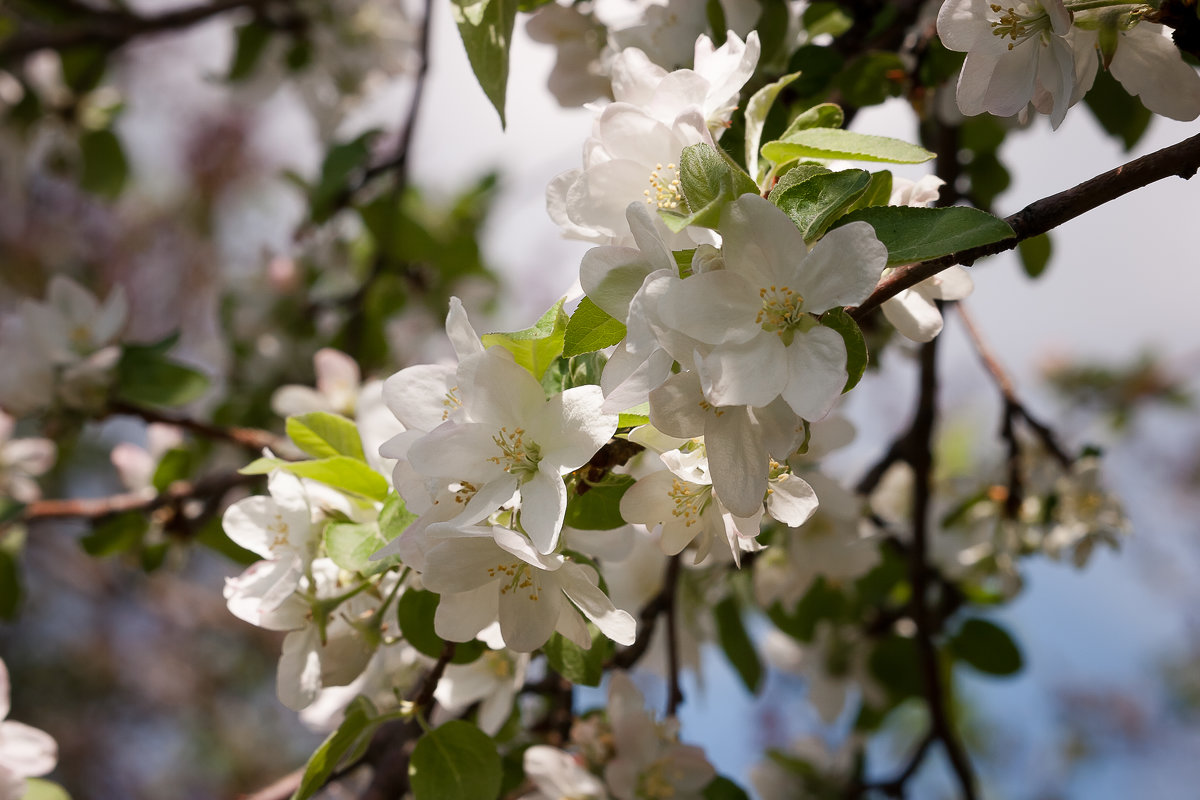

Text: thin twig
xmin=955 ymin=304 xmax=1073 ymax=468
xmin=21 ymin=470 xmax=259 ymax=522
xmin=239 ymin=768 xmax=303 ymax=800
xmin=850 ymin=730 xmax=937 ymax=798
xmin=851 ymin=131 xmax=1200 ymax=320
xmin=908 ymin=337 xmax=978 ymax=800
xmin=109 ymin=401 xmax=283 ymax=454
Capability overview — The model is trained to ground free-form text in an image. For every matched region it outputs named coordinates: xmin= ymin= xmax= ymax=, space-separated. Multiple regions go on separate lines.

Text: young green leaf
xmin=450 ymin=0 xmax=518 ymax=128
xmin=949 ymin=618 xmax=1023 ymax=676
xmin=713 ymin=597 xmax=763 ymax=693
xmin=835 ymin=205 xmax=1014 ymax=265
xmin=563 ymin=297 xmax=627 ymax=357
xmin=409 ymin=720 xmax=503 ymax=800
xmin=564 ymin=473 xmax=635 ymax=530
xmin=771 ymin=169 xmax=871 ymax=241
xmin=744 ymin=71 xmax=801 ymax=183
xmin=240 ymin=456 xmax=389 ymax=501
xmin=481 ymin=299 xmax=569 ymax=380
xmin=763 ymin=128 xmax=934 ymax=166
xmin=819 ymin=308 xmax=868 ymax=392
xmin=286 ymin=412 xmax=367 ymax=461
xmin=324 ymin=521 xmax=400 ymax=575
xmin=779 ymin=102 xmax=845 ymax=139
xmin=116 ymin=346 xmax=210 ymax=408
xmin=293 ymin=696 xmax=382 ymax=800
xmin=542 ymin=629 xmax=608 ymax=687
xmin=1018 ymin=232 xmax=1052 ymax=279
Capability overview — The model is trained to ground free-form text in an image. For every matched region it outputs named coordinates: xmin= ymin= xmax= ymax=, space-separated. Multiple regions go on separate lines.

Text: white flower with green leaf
xmin=658 ymin=194 xmax=884 ymax=421
xmin=0 ymin=658 xmax=58 ymax=800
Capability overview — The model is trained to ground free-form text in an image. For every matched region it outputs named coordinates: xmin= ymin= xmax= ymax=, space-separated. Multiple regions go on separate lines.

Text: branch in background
xmin=955 ymin=303 xmax=1073 ymax=469
xmin=662 ymin=555 xmax=683 ymax=716
xmin=608 ymin=551 xmax=680 ymax=670
xmin=0 ymin=0 xmax=278 ymax=64
xmin=851 ymin=730 xmax=937 ymax=798
xmin=21 ymin=470 xmax=259 ymax=523
xmin=851 ymin=131 xmax=1200 ymax=320
xmin=907 ymin=336 xmax=978 ymax=800
xmin=109 ymin=401 xmax=284 ymax=454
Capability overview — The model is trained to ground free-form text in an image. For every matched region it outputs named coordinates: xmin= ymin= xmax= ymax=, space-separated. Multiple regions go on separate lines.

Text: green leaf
xmin=744 ymin=71 xmax=801 ymax=183
xmin=837 ymin=51 xmax=907 ymax=107
xmin=703 ymin=776 xmax=752 ymax=800
xmin=763 ymin=128 xmax=934 ymax=166
xmin=563 ymin=297 xmax=627 ymax=357
xmin=772 ymin=169 xmax=871 ymax=241
xmin=846 ymin=170 xmax=894 ymax=213
xmin=819 ymin=308 xmax=868 ymax=393
xmin=868 ymin=635 xmax=923 ymax=700
xmin=293 ymin=696 xmax=381 ymax=800
xmin=287 ymin=412 xmax=367 ymax=461
xmin=310 ymin=132 xmax=376 ymax=223
xmin=662 ymin=143 xmax=757 ymax=232
xmin=450 ymin=0 xmax=518 ymax=128
xmin=1018 ymin=233 xmax=1052 ymax=279
xmin=325 ymin=521 xmax=400 ymax=575
xmin=396 ymin=590 xmax=485 ymax=665
xmin=766 ymin=164 xmax=831 ymax=201
xmin=116 ymin=345 xmax=210 ymax=407
xmin=81 ymin=512 xmax=148 ymax=557
xmin=1084 ymin=66 xmax=1152 ymax=151
xmin=409 ymin=720 xmax=503 ymax=800
xmin=786 ymin=45 xmax=844 ymax=97
xmin=835 ymin=205 xmax=1014 ymax=265
xmin=779 ymin=103 xmax=845 ymax=139
xmin=706 ymin=0 xmax=727 ymax=44
xmin=60 ymin=45 xmax=107 ymax=93
xmin=80 ymin=129 xmax=128 ymax=199
xmin=713 ymin=597 xmax=763 ymax=693
xmin=240 ymin=456 xmax=389 ymax=502
xmin=379 ymin=493 xmax=418 ymax=541
xmin=565 ymin=473 xmax=635 ymax=531
xmin=0 ymin=549 xmax=21 ymax=620
xmin=228 ymin=21 xmax=272 ymax=81
xmin=481 ymin=299 xmax=569 ymax=380
xmin=949 ymin=618 xmax=1023 ymax=676
xmin=542 ymin=628 xmax=608 ymax=686
xmin=802 ymin=2 xmax=853 ymax=37
xmin=24 ymin=780 xmax=72 ymax=800
xmin=151 ymin=448 xmax=194 ymax=493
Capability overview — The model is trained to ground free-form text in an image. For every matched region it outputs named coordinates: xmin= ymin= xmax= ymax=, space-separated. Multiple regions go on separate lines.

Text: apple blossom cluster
xmin=937 ymin=0 xmax=1200 ymax=126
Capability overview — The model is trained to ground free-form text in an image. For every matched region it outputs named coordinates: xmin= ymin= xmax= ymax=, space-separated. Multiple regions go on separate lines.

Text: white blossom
xmin=0 ymin=658 xmax=57 ymax=800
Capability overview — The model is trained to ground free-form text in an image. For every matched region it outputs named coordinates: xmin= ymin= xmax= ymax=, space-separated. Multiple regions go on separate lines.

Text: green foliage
xmin=786 ymin=45 xmax=845 ymax=97
xmin=542 ymin=628 xmax=609 ymax=686
xmin=767 ymin=164 xmax=831 ymax=200
xmin=819 ymin=308 xmax=868 ymax=393
xmin=771 ymin=168 xmax=871 ymax=241
xmin=563 ymin=297 xmax=627 ymax=357
xmin=379 ymin=494 xmax=418 ymax=541
xmin=228 ymin=22 xmax=272 ymax=81
xmin=450 ymin=0 xmax=518 ymax=128
xmin=116 ymin=339 xmax=211 ymax=408
xmin=409 ymin=720 xmax=503 ymax=800
xmin=286 ymin=412 xmax=367 ymax=461
xmin=703 ymin=776 xmax=753 ymax=800
xmin=80 ymin=129 xmax=128 ymax=199
xmin=663 ymin=143 xmax=758 ymax=232
xmin=949 ymin=618 xmax=1024 ymax=676
xmin=293 ymin=696 xmax=386 ymax=800
xmin=565 ymin=473 xmax=635 ymax=530
xmin=1085 ymin=67 xmax=1152 ymax=151
xmin=60 ymin=45 xmax=107 ymax=93
xmin=151 ymin=448 xmax=194 ymax=493
xmin=396 ymin=589 xmax=485 ymax=664
xmin=763 ymin=128 xmax=934 ymax=166
xmin=80 ymin=512 xmax=148 ymax=557
xmin=779 ymin=103 xmax=845 ymax=139
xmin=714 ymin=597 xmax=764 ymax=693
xmin=835 ymin=205 xmax=1014 ymax=265
xmin=324 ymin=521 xmax=400 ymax=575
xmin=1018 ymin=233 xmax=1052 ymax=279
xmin=0 ymin=547 xmax=21 ymax=620
xmin=837 ymin=51 xmax=907 ymax=107
xmin=24 ymin=780 xmax=72 ymax=800
xmin=803 ymin=2 xmax=853 ymax=38
xmin=240 ymin=456 xmax=389 ymax=502
xmin=868 ymin=635 xmax=923 ymax=700
xmin=481 ymin=299 xmax=569 ymax=380
xmin=308 ymin=132 xmax=376 ymax=224
xmin=744 ymin=71 xmax=801 ymax=182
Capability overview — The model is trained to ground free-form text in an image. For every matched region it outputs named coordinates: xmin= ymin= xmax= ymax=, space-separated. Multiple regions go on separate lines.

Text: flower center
xmin=441 ymin=386 xmax=462 ymax=421
xmin=644 ymin=162 xmax=683 ymax=210
xmin=668 ymin=479 xmax=711 ymax=528
xmin=637 ymin=758 xmax=686 ymax=799
xmin=488 ymin=426 xmax=542 ymax=480
xmin=488 ymin=560 xmax=541 ymax=601
xmin=989 ymin=3 xmax=1052 ymax=48
xmin=756 ymin=285 xmax=818 ymax=344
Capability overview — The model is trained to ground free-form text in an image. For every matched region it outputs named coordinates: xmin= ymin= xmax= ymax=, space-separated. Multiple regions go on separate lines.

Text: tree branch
xmin=0 ymin=0 xmax=280 ymax=64
xmin=851 ymin=130 xmax=1200 ymax=321
xmin=109 ymin=401 xmax=284 ymax=454
xmin=21 ymin=470 xmax=259 ymax=522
